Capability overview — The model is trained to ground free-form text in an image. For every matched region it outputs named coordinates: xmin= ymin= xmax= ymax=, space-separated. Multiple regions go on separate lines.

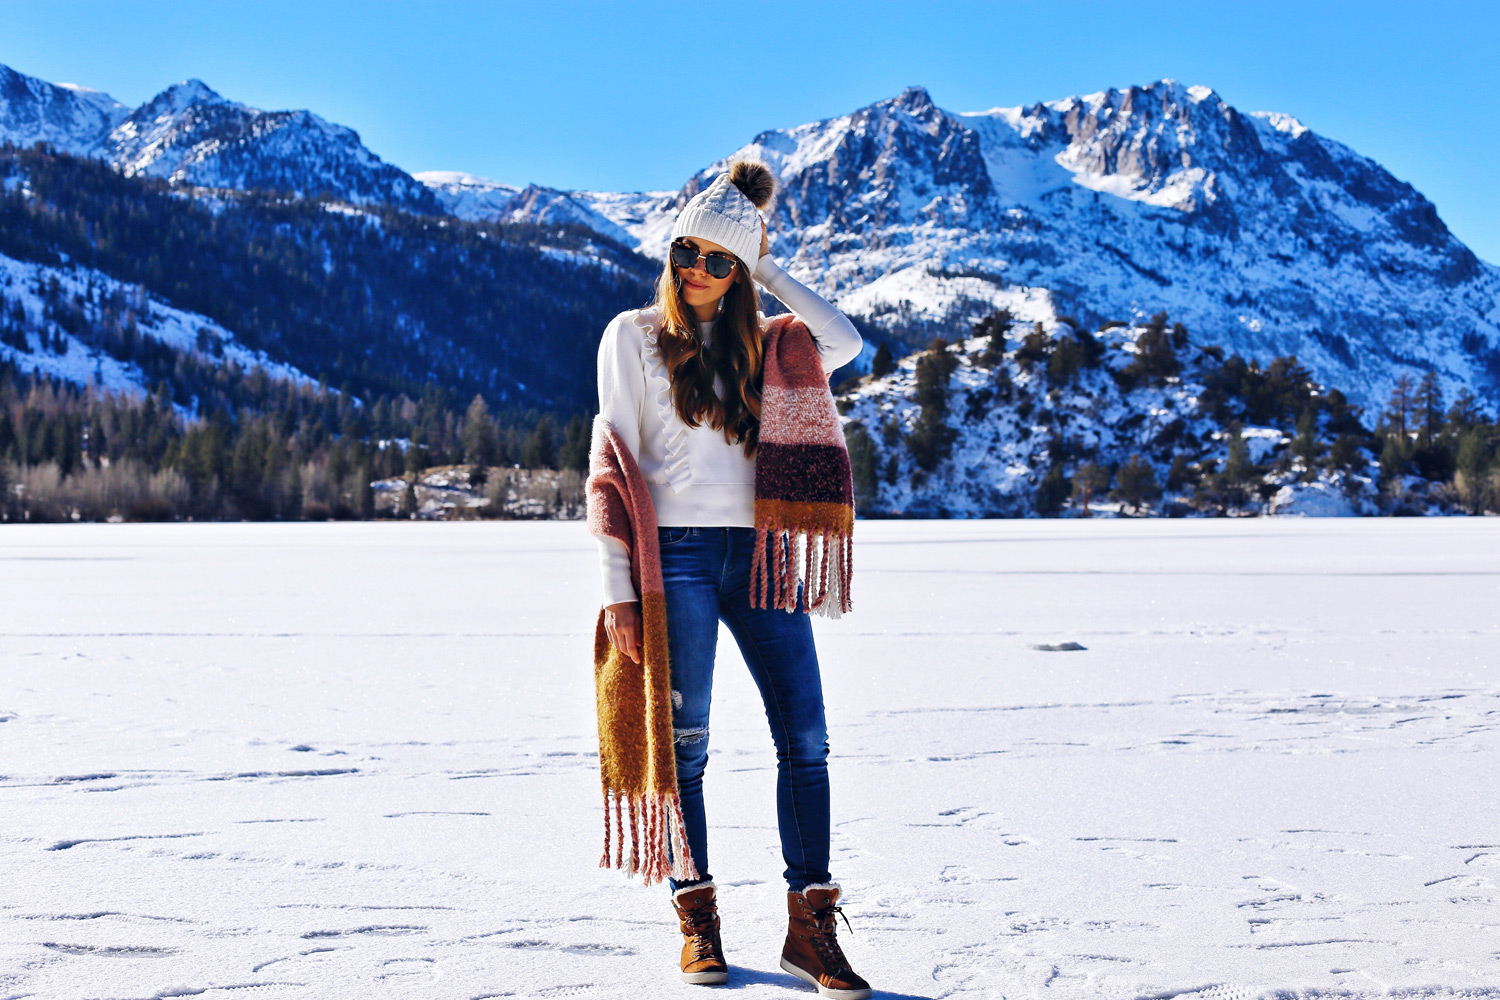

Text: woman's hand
xmin=604 ymin=601 xmax=642 ymax=664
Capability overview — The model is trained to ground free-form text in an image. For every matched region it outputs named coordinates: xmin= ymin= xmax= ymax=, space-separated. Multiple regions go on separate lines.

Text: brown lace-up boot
xmin=780 ymin=884 xmax=871 ymax=999
xmin=672 ymin=882 xmax=728 ymax=985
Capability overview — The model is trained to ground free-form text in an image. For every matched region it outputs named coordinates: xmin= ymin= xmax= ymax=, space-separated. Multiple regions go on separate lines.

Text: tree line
xmin=0 ymin=356 xmax=590 ymax=522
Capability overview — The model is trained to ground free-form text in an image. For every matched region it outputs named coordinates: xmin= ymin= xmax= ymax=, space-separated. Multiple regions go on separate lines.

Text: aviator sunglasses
xmin=670 ymin=239 xmax=739 ymax=280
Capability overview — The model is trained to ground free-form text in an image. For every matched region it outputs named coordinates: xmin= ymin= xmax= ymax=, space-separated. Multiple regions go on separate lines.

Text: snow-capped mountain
xmin=101 ymin=79 xmax=440 ymax=211
xmin=414 ymin=170 xmax=656 ymax=247
xmin=0 ymin=63 xmax=438 ymax=213
xmin=0 ymin=64 xmax=130 ymax=154
xmin=412 ymin=170 xmax=521 ymax=219
xmin=496 ymin=81 xmax=1500 ymax=416
xmin=7 ymin=59 xmax=1498 ymax=419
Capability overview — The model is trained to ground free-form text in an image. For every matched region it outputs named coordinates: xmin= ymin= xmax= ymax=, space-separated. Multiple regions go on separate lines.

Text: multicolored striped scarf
xmin=584 ymin=314 xmax=855 ymax=884
xmin=751 ymin=314 xmax=855 ymax=618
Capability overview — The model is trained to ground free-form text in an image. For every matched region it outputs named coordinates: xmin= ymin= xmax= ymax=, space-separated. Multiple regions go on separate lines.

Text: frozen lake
xmin=1 ymin=519 xmax=1496 ymax=1000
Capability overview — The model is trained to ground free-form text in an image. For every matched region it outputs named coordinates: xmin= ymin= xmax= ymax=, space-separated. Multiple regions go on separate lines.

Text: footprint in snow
xmin=41 ymin=942 xmax=178 ymax=957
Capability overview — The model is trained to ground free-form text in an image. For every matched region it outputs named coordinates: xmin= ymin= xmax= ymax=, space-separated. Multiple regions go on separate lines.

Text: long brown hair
xmin=650 ymin=255 xmax=765 ymax=458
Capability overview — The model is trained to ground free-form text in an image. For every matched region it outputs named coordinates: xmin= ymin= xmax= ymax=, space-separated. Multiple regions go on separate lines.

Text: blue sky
xmin=3 ymin=0 xmax=1497 ymax=261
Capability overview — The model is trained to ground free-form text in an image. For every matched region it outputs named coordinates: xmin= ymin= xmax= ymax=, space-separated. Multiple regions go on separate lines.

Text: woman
xmin=593 ymin=161 xmax=870 ymax=997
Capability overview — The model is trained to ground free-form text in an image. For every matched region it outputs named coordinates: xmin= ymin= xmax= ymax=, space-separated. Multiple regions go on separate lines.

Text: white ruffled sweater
xmin=595 ymin=253 xmax=863 ymax=607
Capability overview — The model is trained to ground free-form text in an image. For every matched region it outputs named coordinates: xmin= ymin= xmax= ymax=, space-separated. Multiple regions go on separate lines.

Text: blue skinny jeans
xmin=658 ymin=525 xmax=832 ymax=894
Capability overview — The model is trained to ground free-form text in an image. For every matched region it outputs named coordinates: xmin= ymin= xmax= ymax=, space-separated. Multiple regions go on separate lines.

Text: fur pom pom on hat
xmin=670 ymin=160 xmax=776 ymax=273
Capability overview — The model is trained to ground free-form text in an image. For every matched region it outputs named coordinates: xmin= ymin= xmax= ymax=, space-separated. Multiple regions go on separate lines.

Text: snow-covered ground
xmin=1 ymin=519 xmax=1496 ymax=1000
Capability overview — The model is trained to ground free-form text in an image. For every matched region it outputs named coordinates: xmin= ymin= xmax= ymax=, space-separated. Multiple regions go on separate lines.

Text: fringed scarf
xmin=584 ymin=313 xmax=855 ymax=885
xmin=585 ymin=418 xmax=697 ymax=886
xmin=751 ymin=314 xmax=855 ymax=618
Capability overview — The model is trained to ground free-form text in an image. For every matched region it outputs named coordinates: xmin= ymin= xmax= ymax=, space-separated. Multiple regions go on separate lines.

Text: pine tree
xmin=1328 ymin=434 xmax=1361 ymax=473
xmin=1036 ymin=464 xmax=1070 ymax=516
xmin=1165 ymin=454 xmax=1194 ymax=493
xmin=870 ymin=342 xmax=895 ymax=379
xmin=1071 ymin=462 xmax=1111 ymax=515
xmin=1291 ymin=408 xmax=1322 ymax=475
xmin=844 ymin=423 xmax=879 ymax=507
xmin=404 ymin=441 xmax=427 ymax=476
xmin=993 ymin=363 xmax=1014 ymax=402
xmin=913 ymin=339 xmax=958 ymax=411
xmin=1047 ymin=335 xmax=1084 ymax=384
xmin=522 ymin=414 xmax=557 ymax=469
xmin=1446 ymin=389 xmax=1484 ymax=431
xmin=1385 ymin=374 xmax=1415 ymax=441
xmin=461 ymin=394 xmax=500 ymax=467
xmin=973 ymin=309 xmax=1013 ymax=366
xmin=882 ymin=453 xmax=899 ymax=486
xmin=1014 ymin=322 xmax=1049 ymax=370
xmin=1378 ymin=434 xmax=1406 ymax=482
xmin=1416 ymin=370 xmax=1443 ymax=449
xmin=557 ymin=413 xmax=589 ymax=474
xmin=1124 ymin=321 xmax=1180 ymax=382
xmin=905 ymin=409 xmax=956 ymax=472
xmin=402 ymin=478 xmax=418 ymax=518
xmin=1453 ymin=430 xmax=1490 ymax=514
xmin=906 ymin=340 xmax=960 ymax=471
xmin=1224 ymin=426 xmax=1253 ymax=485
xmin=1111 ymin=455 xmax=1160 ymax=514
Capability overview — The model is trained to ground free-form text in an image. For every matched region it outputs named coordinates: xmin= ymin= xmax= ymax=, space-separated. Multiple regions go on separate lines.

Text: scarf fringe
xmin=599 ymin=785 xmax=699 ymax=885
xmin=750 ymin=524 xmax=853 ymax=619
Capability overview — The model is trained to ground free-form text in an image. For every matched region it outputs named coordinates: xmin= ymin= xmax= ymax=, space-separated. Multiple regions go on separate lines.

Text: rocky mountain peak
xmin=138 ymin=78 xmax=237 ymax=117
xmin=889 ymin=85 xmax=936 ymax=116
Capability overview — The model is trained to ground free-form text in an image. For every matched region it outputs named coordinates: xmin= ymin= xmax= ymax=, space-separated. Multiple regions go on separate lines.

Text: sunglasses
xmin=670 ymin=239 xmax=739 ymax=280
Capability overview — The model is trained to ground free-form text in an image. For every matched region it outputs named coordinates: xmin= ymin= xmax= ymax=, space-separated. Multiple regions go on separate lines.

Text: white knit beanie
xmin=669 ymin=161 xmax=776 ymax=273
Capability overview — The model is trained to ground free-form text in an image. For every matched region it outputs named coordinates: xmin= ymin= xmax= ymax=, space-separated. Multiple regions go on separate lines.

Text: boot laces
xmin=810 ymin=903 xmax=854 ymax=970
xmin=690 ymin=931 xmax=717 ymax=961
xmin=680 ymin=902 xmax=719 ymax=960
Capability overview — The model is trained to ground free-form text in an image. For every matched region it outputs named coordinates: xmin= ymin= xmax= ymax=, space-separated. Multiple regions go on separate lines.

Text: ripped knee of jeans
xmin=673 ymin=725 xmax=709 ymax=746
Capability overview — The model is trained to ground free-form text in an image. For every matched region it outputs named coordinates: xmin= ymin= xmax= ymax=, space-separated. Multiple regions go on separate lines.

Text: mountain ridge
xmin=0 ymin=62 xmax=440 ymax=212
xmin=2 ymin=61 xmax=1497 ymax=420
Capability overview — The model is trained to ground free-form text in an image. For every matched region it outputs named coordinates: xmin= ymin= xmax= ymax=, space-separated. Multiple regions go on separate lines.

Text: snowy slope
xmin=1 ymin=519 xmax=1497 ymax=998
xmin=0 ymin=64 xmax=130 ymax=154
xmin=0 ymin=250 xmax=321 ymax=405
xmin=410 ymin=169 xmax=521 ymax=219
xmin=838 ymin=314 xmax=1381 ymax=518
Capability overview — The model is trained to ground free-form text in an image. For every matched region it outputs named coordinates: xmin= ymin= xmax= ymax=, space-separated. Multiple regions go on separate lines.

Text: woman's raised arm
xmin=752 ymin=254 xmax=864 ymax=374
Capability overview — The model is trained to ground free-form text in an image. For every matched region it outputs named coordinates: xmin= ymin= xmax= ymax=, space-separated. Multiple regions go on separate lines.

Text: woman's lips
xmin=682 ymin=278 xmax=708 ymax=290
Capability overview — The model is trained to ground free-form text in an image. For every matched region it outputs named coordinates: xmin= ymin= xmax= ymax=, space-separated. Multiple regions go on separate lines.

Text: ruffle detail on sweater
xmin=636 ymin=311 xmax=692 ymax=494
